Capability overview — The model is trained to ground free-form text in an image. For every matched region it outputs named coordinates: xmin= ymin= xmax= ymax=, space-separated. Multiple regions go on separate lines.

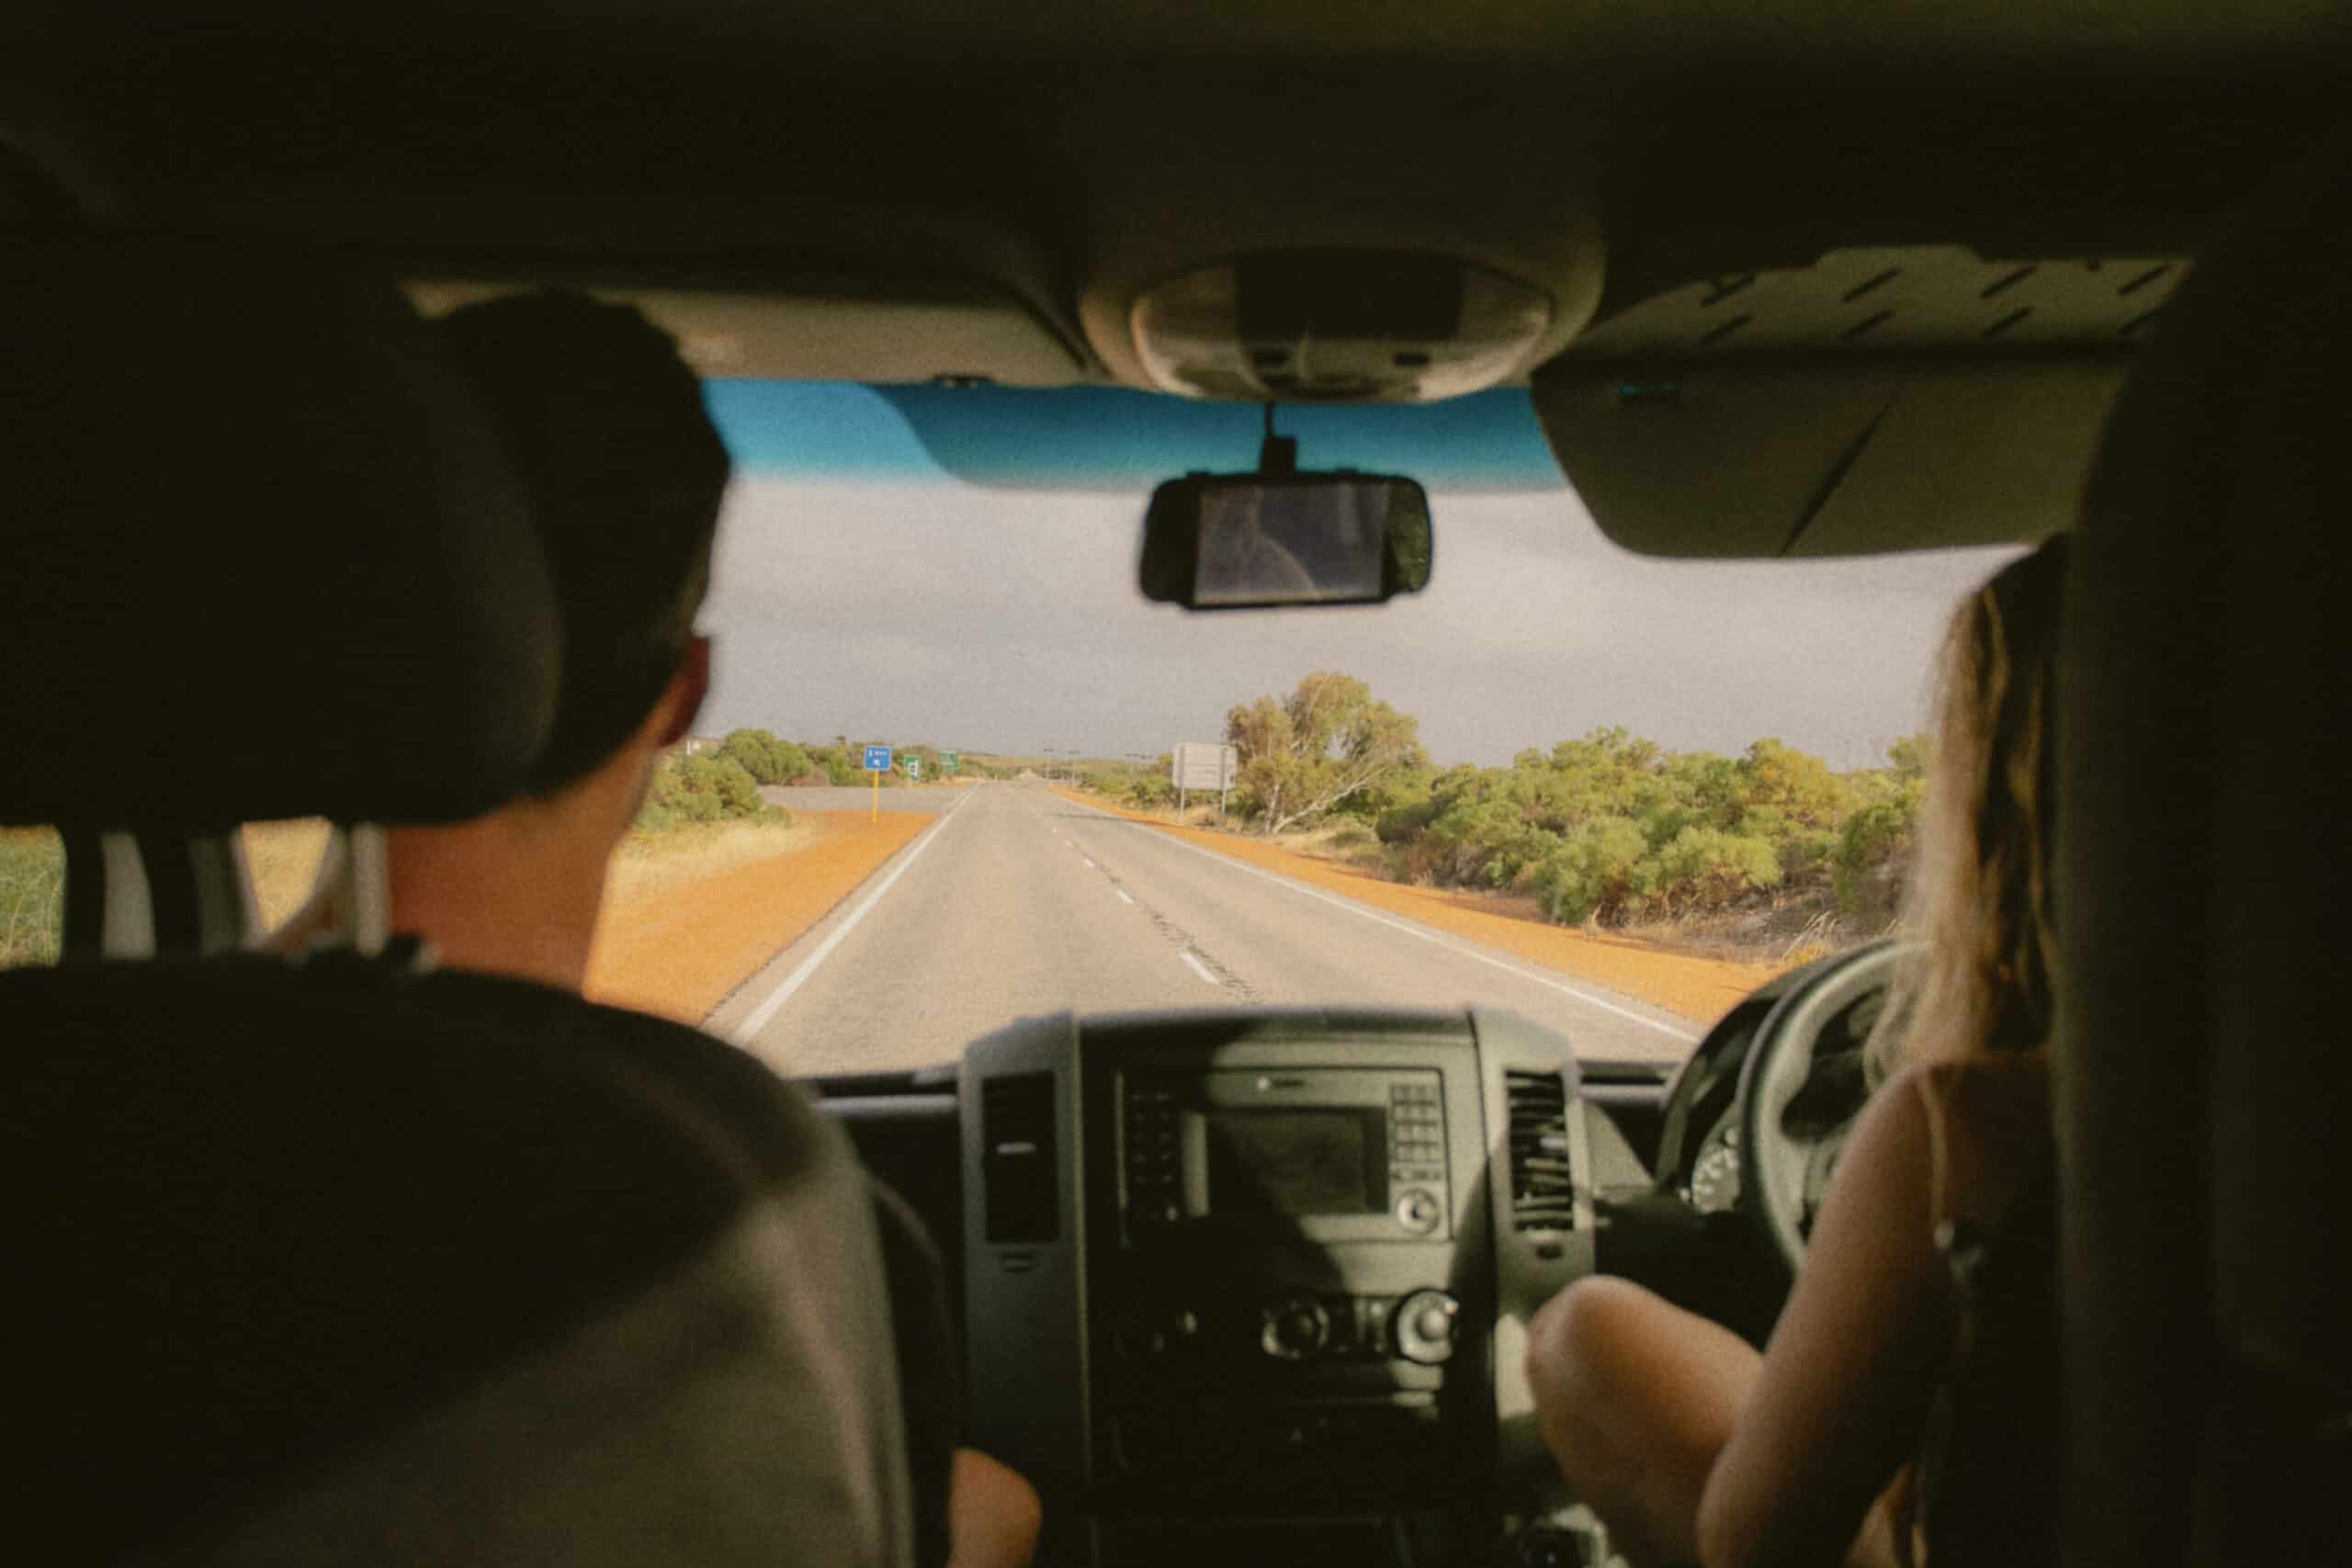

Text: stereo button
xmin=1261 ymin=1293 xmax=1331 ymax=1360
xmin=1394 ymin=1188 xmax=1442 ymax=1235
xmin=1393 ymin=1289 xmax=1458 ymax=1365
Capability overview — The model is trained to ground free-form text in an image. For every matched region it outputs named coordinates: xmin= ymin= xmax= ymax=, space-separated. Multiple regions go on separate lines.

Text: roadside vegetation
xmin=1 ymin=828 xmax=62 ymax=969
xmin=608 ymin=814 xmax=824 ymax=903
xmin=632 ymin=727 xmax=1004 ymax=836
xmin=1075 ymin=671 xmax=1927 ymax=964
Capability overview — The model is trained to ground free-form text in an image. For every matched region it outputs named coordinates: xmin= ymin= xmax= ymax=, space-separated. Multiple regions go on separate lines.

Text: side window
xmin=0 ymin=822 xmax=329 ymax=970
xmin=0 ymin=827 xmax=63 ymax=969
xmin=243 ymin=819 xmax=332 ymax=930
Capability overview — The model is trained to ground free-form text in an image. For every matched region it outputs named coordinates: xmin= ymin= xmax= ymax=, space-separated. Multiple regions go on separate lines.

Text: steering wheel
xmin=1735 ymin=941 xmax=1908 ymax=1269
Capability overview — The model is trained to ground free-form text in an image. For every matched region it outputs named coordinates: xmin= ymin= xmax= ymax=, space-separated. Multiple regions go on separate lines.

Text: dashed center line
xmin=1057 ymin=803 xmax=1255 ymax=999
xmin=1054 ymin=790 xmax=1695 ymax=1042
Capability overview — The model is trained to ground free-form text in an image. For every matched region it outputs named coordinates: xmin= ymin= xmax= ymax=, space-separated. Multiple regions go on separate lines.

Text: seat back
xmin=4 ymin=957 xmax=911 ymax=1567
xmin=2057 ymin=131 xmax=2352 ymax=1566
xmin=0 ymin=238 xmax=915 ymax=1565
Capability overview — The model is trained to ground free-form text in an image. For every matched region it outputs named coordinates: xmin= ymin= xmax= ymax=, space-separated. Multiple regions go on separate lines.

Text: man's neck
xmin=387 ymin=799 xmax=616 ymax=994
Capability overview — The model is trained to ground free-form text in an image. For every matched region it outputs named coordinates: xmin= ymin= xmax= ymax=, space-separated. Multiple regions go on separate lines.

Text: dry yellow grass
xmin=240 ymin=818 xmax=333 ymax=929
xmin=588 ymin=809 xmax=926 ymax=1022
xmin=607 ymin=816 xmax=827 ymax=904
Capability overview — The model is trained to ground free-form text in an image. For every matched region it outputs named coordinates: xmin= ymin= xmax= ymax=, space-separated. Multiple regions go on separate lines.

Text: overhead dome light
xmin=1131 ymin=249 xmax=1552 ymax=403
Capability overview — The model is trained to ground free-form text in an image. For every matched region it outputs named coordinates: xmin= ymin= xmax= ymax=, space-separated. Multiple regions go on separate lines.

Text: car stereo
xmin=962 ymin=1009 xmax=1601 ymax=1566
xmin=1121 ymin=1066 xmax=1453 ymax=1246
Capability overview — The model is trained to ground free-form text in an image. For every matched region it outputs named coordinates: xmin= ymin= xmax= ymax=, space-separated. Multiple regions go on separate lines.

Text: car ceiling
xmin=8 ymin=2 xmax=2348 ymax=555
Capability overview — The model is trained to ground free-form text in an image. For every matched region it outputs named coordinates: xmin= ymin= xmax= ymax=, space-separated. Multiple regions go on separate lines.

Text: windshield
xmin=0 ymin=383 xmax=2010 ymax=1074
xmin=591 ymin=384 xmax=2007 ymax=1073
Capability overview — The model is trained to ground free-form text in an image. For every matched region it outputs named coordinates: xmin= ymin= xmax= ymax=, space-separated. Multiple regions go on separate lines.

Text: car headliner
xmin=7 ymin=1 xmax=2347 ymax=554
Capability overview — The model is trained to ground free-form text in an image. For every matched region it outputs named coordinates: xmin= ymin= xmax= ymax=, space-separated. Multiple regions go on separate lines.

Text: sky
xmin=690 ymin=382 xmax=2015 ymax=771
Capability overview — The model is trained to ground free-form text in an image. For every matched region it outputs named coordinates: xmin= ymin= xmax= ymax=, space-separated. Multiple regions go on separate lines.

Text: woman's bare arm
xmin=1694 ymin=1069 xmax=1954 ymax=1568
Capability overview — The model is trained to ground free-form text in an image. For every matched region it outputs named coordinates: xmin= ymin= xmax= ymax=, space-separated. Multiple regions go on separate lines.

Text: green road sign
xmin=941 ymin=750 xmax=959 ymax=774
xmin=903 ymin=757 xmax=922 ymax=780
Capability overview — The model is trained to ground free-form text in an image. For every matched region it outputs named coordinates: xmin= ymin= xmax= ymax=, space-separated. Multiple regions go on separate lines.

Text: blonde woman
xmin=1525 ymin=536 xmax=2069 ymax=1568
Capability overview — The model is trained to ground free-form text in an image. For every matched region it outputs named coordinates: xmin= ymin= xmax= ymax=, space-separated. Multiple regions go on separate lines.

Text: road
xmin=759 ymin=784 xmax=957 ymax=816
xmin=712 ymin=782 xmax=1702 ymax=1077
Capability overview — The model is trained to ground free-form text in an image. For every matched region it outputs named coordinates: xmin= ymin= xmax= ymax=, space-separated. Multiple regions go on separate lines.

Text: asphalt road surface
xmin=714 ymin=782 xmax=1703 ymax=1077
xmin=759 ymin=784 xmax=959 ymax=816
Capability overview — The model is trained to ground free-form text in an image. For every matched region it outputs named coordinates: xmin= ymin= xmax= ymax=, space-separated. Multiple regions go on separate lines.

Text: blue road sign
xmin=863 ymin=744 xmax=892 ymax=772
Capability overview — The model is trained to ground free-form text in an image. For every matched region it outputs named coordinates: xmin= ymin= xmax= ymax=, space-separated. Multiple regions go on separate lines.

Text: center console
xmin=961 ymin=1009 xmax=1601 ymax=1564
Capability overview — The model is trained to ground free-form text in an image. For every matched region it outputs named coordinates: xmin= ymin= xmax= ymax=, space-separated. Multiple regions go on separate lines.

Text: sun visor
xmin=0 ymin=239 xmax=559 ymax=831
xmin=1532 ymin=355 xmax=2127 ymax=558
xmin=1534 ymin=246 xmax=2195 ymax=557
xmin=408 ymin=280 xmax=1085 ymax=387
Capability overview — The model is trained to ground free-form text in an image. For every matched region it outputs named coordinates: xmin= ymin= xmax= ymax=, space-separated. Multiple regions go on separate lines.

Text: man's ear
xmin=654 ymin=635 xmax=711 ymax=746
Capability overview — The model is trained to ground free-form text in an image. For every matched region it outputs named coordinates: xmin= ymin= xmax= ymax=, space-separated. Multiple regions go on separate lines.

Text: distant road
xmin=715 ymin=782 xmax=1702 ymax=1077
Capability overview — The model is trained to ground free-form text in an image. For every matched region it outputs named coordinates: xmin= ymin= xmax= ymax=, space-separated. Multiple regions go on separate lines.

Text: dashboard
xmin=815 ymin=1006 xmax=1662 ymax=1566
xmin=805 ymin=956 xmax=1894 ymax=1564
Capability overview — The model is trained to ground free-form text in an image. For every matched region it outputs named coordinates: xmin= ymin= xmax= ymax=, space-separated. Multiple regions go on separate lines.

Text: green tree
xmin=1226 ymin=671 xmax=1426 ymax=834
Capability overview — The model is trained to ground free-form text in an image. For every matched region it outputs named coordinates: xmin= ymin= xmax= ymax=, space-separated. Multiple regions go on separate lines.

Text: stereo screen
xmin=1205 ymin=1109 xmax=1385 ymax=1216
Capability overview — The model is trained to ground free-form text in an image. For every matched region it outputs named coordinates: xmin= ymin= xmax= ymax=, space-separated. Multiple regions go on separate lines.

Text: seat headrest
xmin=0 ymin=237 xmax=559 ymax=831
xmin=2060 ymin=128 xmax=2352 ymax=1565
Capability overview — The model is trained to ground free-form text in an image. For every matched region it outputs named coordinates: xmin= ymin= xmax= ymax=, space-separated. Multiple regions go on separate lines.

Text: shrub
xmin=676 ymin=790 xmax=725 ymax=822
xmin=718 ymin=728 xmax=806 ymax=785
xmin=1375 ymin=794 xmax=1438 ymax=845
xmin=1424 ymin=795 xmax=1563 ymax=888
xmin=1128 ymin=775 xmax=1177 ymax=809
xmin=1833 ymin=782 xmax=1923 ymax=914
xmin=1532 ymin=816 xmax=1653 ymax=925
xmin=636 ymin=752 xmax=769 ymax=830
xmin=1648 ymin=826 xmax=1781 ymax=916
xmin=1390 ymin=836 xmax=1450 ymax=886
xmin=679 ymin=754 xmax=761 ymax=815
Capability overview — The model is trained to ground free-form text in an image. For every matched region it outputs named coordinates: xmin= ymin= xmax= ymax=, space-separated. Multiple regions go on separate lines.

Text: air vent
xmin=980 ymin=1072 xmax=1058 ymax=1244
xmin=1505 ymin=1070 xmax=1576 ymax=1232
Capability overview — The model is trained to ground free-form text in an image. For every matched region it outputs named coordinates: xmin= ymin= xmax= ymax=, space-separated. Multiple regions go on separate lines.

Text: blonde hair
xmin=1867 ymin=536 xmax=2069 ymax=1079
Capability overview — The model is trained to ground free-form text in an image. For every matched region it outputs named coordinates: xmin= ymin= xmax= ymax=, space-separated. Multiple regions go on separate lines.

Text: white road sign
xmin=1171 ymin=742 xmax=1238 ymax=791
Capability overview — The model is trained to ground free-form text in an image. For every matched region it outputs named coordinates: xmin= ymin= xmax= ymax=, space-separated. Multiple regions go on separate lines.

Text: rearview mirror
xmin=1139 ymin=471 xmax=1433 ymax=609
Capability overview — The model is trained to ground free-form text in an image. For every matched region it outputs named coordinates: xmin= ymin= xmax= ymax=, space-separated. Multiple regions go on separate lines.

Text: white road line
xmin=1179 ymin=951 xmax=1219 ymax=986
xmin=1115 ymin=888 xmax=1135 ymax=904
xmin=1059 ymin=795 xmax=1696 ymax=1043
xmin=731 ymin=791 xmax=971 ymax=1041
